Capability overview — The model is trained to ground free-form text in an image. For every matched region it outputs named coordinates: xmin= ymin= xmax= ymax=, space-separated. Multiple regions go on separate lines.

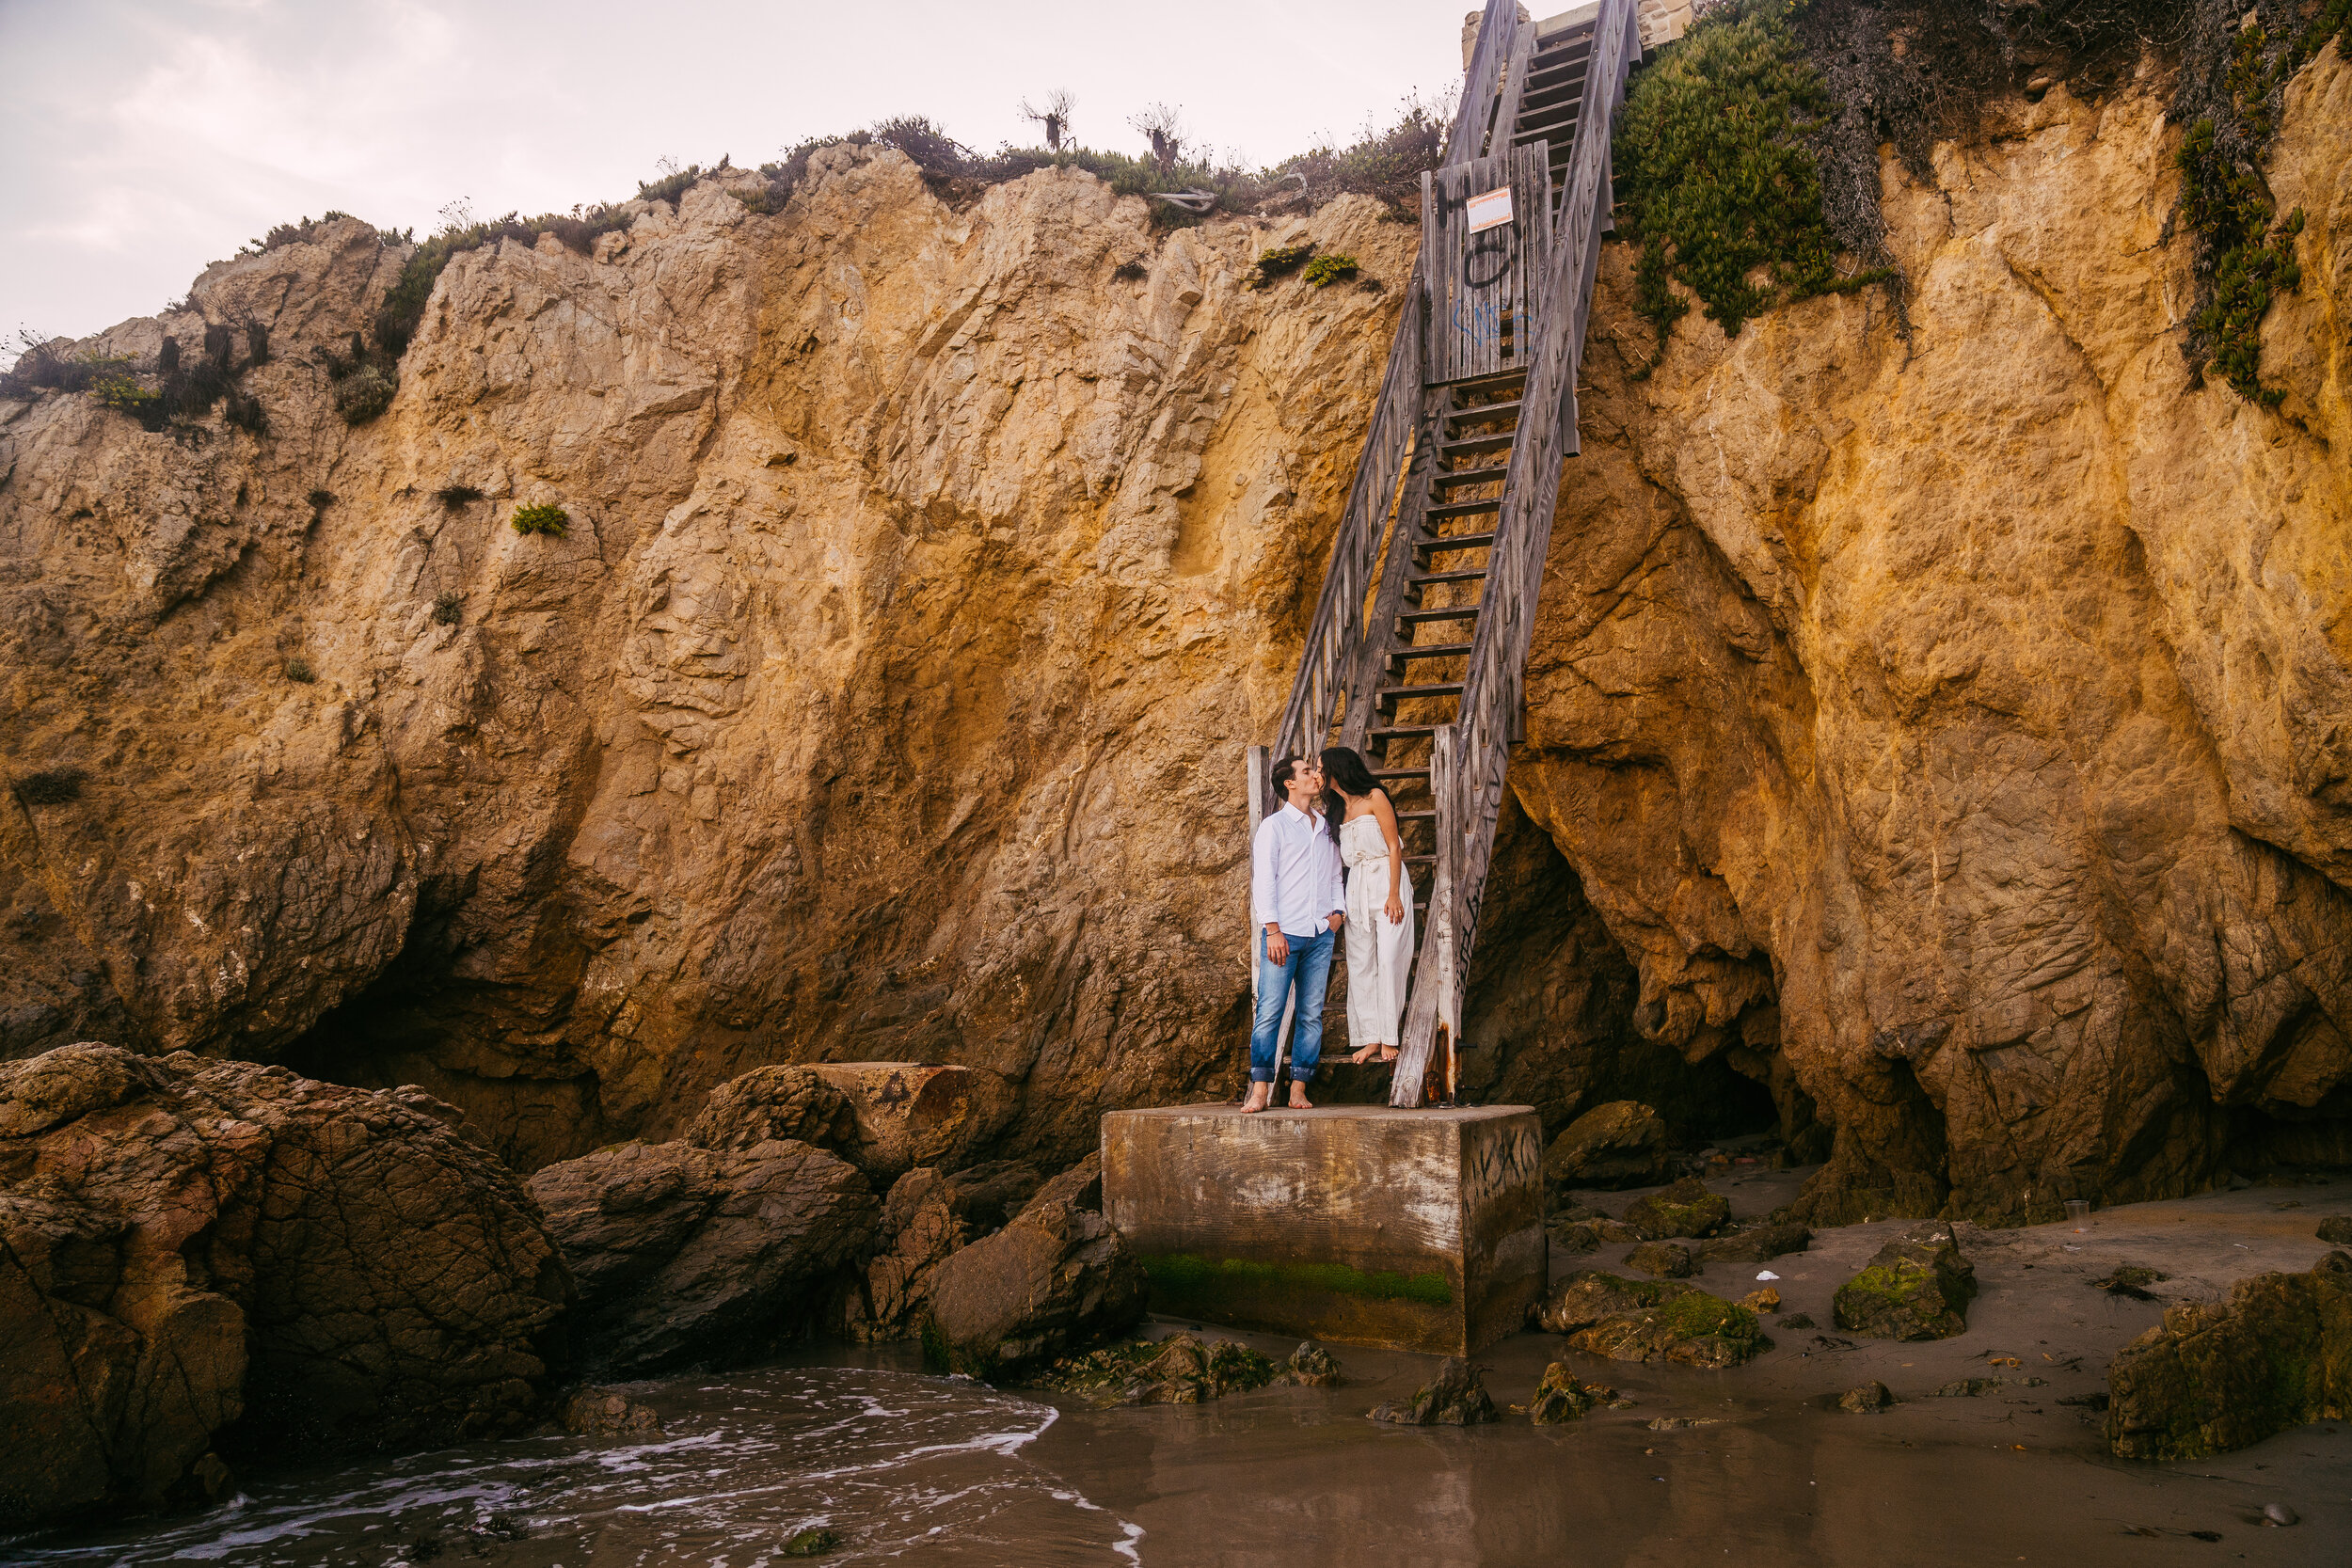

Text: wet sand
xmin=1010 ymin=1172 xmax=2352 ymax=1566
xmin=12 ymin=1177 xmax=2347 ymax=1565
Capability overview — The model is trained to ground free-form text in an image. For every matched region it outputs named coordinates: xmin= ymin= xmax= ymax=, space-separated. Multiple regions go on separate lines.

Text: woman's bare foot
xmin=1378 ymin=1048 xmax=1400 ymax=1064
xmin=1240 ymin=1084 xmax=1273 ymax=1114
xmin=1346 ymin=1044 xmax=1380 ymax=1066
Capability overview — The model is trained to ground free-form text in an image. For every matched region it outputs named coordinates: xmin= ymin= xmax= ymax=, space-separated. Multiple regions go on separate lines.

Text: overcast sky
xmin=0 ymin=0 xmax=1475 ymax=344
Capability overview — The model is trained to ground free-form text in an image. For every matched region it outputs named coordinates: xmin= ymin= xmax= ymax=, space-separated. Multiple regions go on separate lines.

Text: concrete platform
xmin=1101 ymin=1102 xmax=1545 ymax=1355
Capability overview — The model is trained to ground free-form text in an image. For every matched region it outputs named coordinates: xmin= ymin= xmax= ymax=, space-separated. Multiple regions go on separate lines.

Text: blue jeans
xmin=1249 ymin=925 xmax=1336 ymax=1084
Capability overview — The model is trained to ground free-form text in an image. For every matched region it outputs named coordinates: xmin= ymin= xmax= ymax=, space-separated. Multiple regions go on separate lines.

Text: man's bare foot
xmin=1288 ymin=1088 xmax=1314 ymax=1110
xmin=1240 ymin=1085 xmax=1272 ymax=1114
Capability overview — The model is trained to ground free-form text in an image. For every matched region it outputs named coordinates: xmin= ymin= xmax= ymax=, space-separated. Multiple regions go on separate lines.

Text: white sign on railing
xmin=1467 ymin=185 xmax=1515 ymax=233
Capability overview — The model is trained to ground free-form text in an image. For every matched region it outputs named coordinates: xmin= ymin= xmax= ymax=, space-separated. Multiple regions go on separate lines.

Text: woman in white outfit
xmin=1320 ymin=746 xmax=1415 ymax=1064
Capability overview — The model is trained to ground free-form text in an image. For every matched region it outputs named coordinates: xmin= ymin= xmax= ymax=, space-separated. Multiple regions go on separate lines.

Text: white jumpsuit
xmin=1341 ymin=815 xmax=1416 ymax=1048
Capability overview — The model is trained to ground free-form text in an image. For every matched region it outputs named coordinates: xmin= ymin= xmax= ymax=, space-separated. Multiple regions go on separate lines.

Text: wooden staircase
xmin=1248 ymin=0 xmax=1639 ymax=1106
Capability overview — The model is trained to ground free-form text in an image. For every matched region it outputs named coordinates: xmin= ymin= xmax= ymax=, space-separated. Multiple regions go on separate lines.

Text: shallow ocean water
xmin=9 ymin=1362 xmax=1137 ymax=1567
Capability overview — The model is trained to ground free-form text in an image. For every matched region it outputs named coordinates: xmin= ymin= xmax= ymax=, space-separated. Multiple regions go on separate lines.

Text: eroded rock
xmin=1833 ymin=1223 xmax=1978 ymax=1341
xmin=1368 ymin=1357 xmax=1497 ymax=1425
xmin=2105 ymin=1252 xmax=2352 ymax=1460
xmin=1529 ymin=1363 xmax=1615 ymax=1423
xmin=921 ymin=1198 xmax=1147 ymax=1379
xmin=1621 ymin=1178 xmax=1732 ymax=1241
xmin=0 ymin=1044 xmax=567 ymax=1529
xmin=1543 ymin=1101 xmax=1673 ymax=1191
xmin=1695 ymin=1221 xmax=1812 ymax=1265
xmin=528 ymin=1136 xmax=877 ymax=1374
xmin=1838 ymin=1382 xmax=1894 ymax=1414
xmin=1531 ymin=1271 xmax=1768 ymax=1368
xmin=1625 ymin=1241 xmax=1696 ymax=1278
xmin=1035 ymin=1331 xmax=1276 ymax=1405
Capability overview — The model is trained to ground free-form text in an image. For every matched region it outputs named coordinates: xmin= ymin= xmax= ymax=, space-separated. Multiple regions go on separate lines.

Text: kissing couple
xmin=1242 ymin=746 xmax=1418 ymax=1113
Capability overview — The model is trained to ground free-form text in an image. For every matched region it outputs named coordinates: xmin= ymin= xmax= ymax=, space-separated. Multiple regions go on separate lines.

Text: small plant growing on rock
xmin=12 ymin=768 xmax=86 ymax=805
xmin=286 ymin=657 xmax=316 ymax=683
xmin=1111 ymin=260 xmax=1148 ymax=282
xmin=511 ymin=503 xmax=570 ymax=537
xmin=333 ymin=364 xmax=396 ymax=424
xmin=435 ymin=484 xmax=485 ymax=510
xmin=1302 ymin=253 xmax=1359 ymax=287
xmin=433 ymin=591 xmax=463 ymax=626
xmin=308 ymin=488 xmax=336 ymax=513
xmin=1248 ymin=244 xmax=1315 ymax=289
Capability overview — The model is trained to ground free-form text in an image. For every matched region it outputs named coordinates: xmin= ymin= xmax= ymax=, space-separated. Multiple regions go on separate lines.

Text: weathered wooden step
xmin=1378 ymin=682 xmax=1465 ymax=707
xmin=1425 ymin=497 xmax=1502 ymax=522
xmin=1416 ymin=532 xmax=1497 ymax=561
xmin=1431 ymin=464 xmax=1509 ymax=491
xmin=1368 ymin=724 xmax=1440 ymax=745
xmin=1426 ymin=367 xmax=1526 ymax=396
xmin=1389 ymin=642 xmax=1473 ymax=663
xmin=1398 ymin=605 xmax=1482 ymax=626
xmin=1518 ymin=72 xmax=1591 ymax=116
xmin=1407 ymin=567 xmax=1491 ymax=590
xmin=1445 ymin=400 xmax=1524 ymax=432
xmin=1438 ymin=432 xmax=1516 ymax=461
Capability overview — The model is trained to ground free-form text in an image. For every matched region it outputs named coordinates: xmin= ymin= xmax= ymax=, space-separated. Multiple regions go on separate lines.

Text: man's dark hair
xmin=1270 ymin=753 xmax=1307 ymax=795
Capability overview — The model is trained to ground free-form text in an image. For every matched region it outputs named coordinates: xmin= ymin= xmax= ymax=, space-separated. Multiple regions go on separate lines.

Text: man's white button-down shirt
xmin=1251 ymin=801 xmax=1345 ymax=940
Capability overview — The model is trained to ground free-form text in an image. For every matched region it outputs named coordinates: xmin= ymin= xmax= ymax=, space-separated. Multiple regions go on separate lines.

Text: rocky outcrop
xmin=527 ymin=1135 xmax=876 ymax=1373
xmin=1624 ymin=1241 xmax=1695 ymax=1278
xmin=2105 ymin=1251 xmax=2351 ymax=1460
xmin=2 ymin=48 xmax=2349 ymax=1214
xmin=0 ymin=1043 xmax=567 ymax=1529
xmin=1531 ymin=1271 xmax=1768 ymax=1368
xmin=1036 ymin=1331 xmax=1277 ymax=1405
xmin=1542 ymin=1101 xmax=1674 ymax=1192
xmin=920 ymin=1196 xmax=1146 ymax=1378
xmin=1833 ymin=1222 xmax=1978 ymax=1339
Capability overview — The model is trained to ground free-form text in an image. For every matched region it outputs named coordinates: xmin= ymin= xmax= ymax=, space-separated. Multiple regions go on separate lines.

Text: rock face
xmin=2 ymin=51 xmax=2350 ymax=1212
xmin=527 ymin=1135 xmax=876 ymax=1374
xmin=1833 ymin=1222 xmax=1978 ymax=1340
xmin=0 ymin=1043 xmax=568 ymax=1529
xmin=1542 ymin=1101 xmax=1674 ymax=1191
xmin=2105 ymin=1252 xmax=2352 ymax=1460
xmin=921 ymin=1196 xmax=1147 ymax=1378
xmin=1531 ymin=1271 xmax=1768 ymax=1368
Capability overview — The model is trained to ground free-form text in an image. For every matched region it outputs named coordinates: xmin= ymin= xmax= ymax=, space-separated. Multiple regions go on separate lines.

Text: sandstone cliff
xmin=2 ymin=46 xmax=2347 ymax=1221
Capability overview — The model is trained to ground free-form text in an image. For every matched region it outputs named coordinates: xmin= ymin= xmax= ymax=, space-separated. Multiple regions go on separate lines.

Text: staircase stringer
xmin=1388 ymin=0 xmax=1639 ymax=1107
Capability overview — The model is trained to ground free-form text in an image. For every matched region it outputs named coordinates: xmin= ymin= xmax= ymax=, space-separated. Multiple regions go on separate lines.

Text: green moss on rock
xmin=1832 ymin=1222 xmax=1976 ymax=1340
xmin=1622 ymin=1177 xmax=1731 ymax=1241
xmin=2106 ymin=1252 xmax=2352 ymax=1461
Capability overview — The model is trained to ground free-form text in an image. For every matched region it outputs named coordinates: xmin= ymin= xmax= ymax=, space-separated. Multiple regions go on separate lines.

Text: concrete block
xmin=1102 ymin=1102 xmax=1545 ymax=1355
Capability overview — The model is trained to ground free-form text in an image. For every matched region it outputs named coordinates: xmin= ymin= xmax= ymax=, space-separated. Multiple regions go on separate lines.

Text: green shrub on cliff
xmin=1616 ymin=0 xmax=1874 ymax=360
xmin=511 ymin=503 xmax=570 ymax=538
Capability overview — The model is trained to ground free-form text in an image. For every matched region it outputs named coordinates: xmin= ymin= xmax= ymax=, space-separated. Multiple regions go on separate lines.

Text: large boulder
xmin=1621 ymin=1177 xmax=1732 ymax=1241
xmin=1833 ymin=1221 xmax=1978 ymax=1340
xmin=836 ymin=1157 xmax=1065 ymax=1342
xmin=1531 ymin=1271 xmax=1768 ymax=1369
xmin=686 ymin=1065 xmax=858 ymax=1154
xmin=0 ymin=1044 xmax=569 ymax=1530
xmin=2105 ymin=1252 xmax=2352 ymax=1460
xmin=528 ymin=1136 xmax=877 ymax=1374
xmin=920 ymin=1197 xmax=1146 ymax=1378
xmin=1543 ymin=1101 xmax=1674 ymax=1192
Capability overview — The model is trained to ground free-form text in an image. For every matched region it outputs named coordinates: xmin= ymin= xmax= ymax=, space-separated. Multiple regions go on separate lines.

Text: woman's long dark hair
xmin=1319 ymin=746 xmax=1382 ymax=844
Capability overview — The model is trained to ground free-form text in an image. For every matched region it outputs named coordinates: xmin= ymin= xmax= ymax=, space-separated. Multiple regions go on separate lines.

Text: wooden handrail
xmin=1389 ymin=0 xmax=1639 ymax=1107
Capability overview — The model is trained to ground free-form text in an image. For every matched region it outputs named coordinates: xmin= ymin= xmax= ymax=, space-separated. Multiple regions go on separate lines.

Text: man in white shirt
xmin=1246 ymin=752 xmax=1346 ymax=1112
